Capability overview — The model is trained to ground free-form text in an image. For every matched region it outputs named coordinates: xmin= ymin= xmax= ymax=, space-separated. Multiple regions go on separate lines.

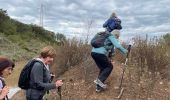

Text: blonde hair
xmin=110 ymin=12 xmax=117 ymax=19
xmin=112 ymin=30 xmax=120 ymax=38
xmin=40 ymin=46 xmax=56 ymax=58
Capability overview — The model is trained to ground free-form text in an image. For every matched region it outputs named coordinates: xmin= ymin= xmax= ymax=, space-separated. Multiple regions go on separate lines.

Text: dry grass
xmin=6 ymin=60 xmax=27 ymax=86
xmin=51 ymin=38 xmax=91 ymax=76
xmin=124 ymin=36 xmax=170 ymax=99
xmin=11 ymin=35 xmax=170 ymax=100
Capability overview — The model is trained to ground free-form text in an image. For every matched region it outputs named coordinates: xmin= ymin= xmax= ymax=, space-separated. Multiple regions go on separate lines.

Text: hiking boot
xmin=94 ymin=78 xmax=107 ymax=89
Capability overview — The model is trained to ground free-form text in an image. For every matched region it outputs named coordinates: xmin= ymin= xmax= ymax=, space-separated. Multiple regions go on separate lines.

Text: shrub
xmin=51 ymin=37 xmax=91 ymax=76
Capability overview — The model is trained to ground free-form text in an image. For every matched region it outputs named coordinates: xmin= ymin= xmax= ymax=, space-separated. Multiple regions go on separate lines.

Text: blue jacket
xmin=103 ymin=18 xmax=122 ymax=32
xmin=91 ymin=33 xmax=128 ymax=56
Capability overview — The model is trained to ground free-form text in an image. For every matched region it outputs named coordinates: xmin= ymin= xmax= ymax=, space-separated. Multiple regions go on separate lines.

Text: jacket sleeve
xmin=0 ymin=80 xmax=3 ymax=89
xmin=108 ymin=35 xmax=128 ymax=55
xmin=31 ymin=62 xmax=56 ymax=90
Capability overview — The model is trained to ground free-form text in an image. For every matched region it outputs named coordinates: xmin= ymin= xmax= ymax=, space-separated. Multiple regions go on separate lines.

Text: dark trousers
xmin=26 ymin=96 xmax=43 ymax=100
xmin=91 ymin=52 xmax=113 ymax=83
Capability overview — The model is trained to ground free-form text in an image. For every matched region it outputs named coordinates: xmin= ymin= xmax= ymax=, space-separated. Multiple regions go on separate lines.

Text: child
xmin=0 ymin=56 xmax=15 ymax=100
xmin=103 ymin=12 xmax=122 ymax=33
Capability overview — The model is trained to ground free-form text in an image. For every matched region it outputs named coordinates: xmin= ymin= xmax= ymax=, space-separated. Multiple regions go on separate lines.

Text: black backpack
xmin=91 ymin=32 xmax=110 ymax=48
xmin=18 ymin=59 xmax=43 ymax=90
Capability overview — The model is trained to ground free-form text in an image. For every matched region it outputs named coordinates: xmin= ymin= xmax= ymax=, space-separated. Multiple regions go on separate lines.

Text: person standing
xmin=26 ymin=46 xmax=63 ymax=100
xmin=91 ymin=30 xmax=127 ymax=92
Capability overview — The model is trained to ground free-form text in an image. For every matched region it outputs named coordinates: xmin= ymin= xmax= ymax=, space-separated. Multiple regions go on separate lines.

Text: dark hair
xmin=0 ymin=57 xmax=15 ymax=76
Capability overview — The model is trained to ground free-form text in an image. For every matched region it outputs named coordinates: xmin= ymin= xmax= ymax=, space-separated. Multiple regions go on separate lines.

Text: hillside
xmin=1 ymin=8 xmax=170 ymax=100
xmin=12 ymin=59 xmax=170 ymax=100
xmin=0 ymin=9 xmax=59 ymax=61
xmin=0 ymin=33 xmax=49 ymax=60
xmin=51 ymin=60 xmax=170 ymax=100
xmin=8 ymin=33 xmax=170 ymax=100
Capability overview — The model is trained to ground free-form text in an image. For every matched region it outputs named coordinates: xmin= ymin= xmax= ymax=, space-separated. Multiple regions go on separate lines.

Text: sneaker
xmin=94 ymin=78 xmax=107 ymax=89
xmin=95 ymin=85 xmax=103 ymax=93
xmin=96 ymin=88 xmax=101 ymax=92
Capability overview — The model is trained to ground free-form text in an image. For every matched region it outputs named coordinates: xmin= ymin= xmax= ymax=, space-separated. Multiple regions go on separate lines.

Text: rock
xmin=114 ymin=86 xmax=119 ymax=90
xmin=159 ymin=81 xmax=163 ymax=85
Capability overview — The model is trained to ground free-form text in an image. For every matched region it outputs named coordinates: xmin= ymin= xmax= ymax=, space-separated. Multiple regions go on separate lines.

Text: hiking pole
xmin=116 ymin=45 xmax=131 ymax=99
xmin=57 ymin=86 xmax=62 ymax=100
xmin=44 ymin=73 xmax=55 ymax=100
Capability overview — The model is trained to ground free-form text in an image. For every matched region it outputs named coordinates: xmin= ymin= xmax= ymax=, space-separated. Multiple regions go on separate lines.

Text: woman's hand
xmin=55 ymin=80 xmax=63 ymax=87
xmin=0 ymin=86 xmax=9 ymax=99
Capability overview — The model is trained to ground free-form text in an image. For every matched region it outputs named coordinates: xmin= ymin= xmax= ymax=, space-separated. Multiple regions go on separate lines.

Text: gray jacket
xmin=26 ymin=61 xmax=56 ymax=99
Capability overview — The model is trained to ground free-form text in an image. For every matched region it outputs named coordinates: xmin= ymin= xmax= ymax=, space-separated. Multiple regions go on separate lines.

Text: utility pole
xmin=40 ymin=4 xmax=44 ymax=27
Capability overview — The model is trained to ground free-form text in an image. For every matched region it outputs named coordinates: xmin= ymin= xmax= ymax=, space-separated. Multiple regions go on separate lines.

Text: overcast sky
xmin=0 ymin=0 xmax=170 ymax=41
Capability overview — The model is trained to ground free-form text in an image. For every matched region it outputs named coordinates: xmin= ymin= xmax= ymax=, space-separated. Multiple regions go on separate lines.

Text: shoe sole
xmin=94 ymin=79 xmax=107 ymax=89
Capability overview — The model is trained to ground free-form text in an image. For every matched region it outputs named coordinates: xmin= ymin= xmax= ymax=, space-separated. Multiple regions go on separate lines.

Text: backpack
xmin=18 ymin=59 xmax=44 ymax=90
xmin=91 ymin=32 xmax=110 ymax=48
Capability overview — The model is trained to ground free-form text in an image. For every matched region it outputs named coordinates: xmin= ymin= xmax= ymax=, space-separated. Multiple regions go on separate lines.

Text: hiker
xmin=103 ymin=12 xmax=122 ymax=33
xmin=108 ymin=30 xmax=120 ymax=60
xmin=0 ymin=56 xmax=15 ymax=100
xmin=91 ymin=30 xmax=128 ymax=92
xmin=26 ymin=46 xmax=63 ymax=100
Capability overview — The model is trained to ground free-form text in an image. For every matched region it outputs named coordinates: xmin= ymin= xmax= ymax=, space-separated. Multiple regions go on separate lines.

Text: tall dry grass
xmin=51 ymin=38 xmax=92 ymax=77
xmin=125 ymin=35 xmax=170 ymax=99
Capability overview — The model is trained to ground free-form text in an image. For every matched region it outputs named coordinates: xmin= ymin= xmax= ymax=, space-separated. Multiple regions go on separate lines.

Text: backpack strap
xmin=0 ymin=78 xmax=9 ymax=100
xmin=29 ymin=60 xmax=46 ymax=90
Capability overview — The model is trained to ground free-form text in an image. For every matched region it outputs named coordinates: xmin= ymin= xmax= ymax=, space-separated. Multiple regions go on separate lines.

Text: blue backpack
xmin=91 ymin=32 xmax=110 ymax=48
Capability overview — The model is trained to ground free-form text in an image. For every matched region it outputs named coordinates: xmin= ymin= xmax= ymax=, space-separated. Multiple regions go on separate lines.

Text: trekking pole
xmin=116 ymin=45 xmax=131 ymax=99
xmin=57 ymin=86 xmax=62 ymax=100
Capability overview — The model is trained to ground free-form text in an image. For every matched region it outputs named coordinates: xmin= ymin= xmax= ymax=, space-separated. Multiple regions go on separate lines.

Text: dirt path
xmin=58 ymin=61 xmax=125 ymax=100
xmin=11 ymin=60 xmax=170 ymax=100
xmin=85 ymin=61 xmax=124 ymax=100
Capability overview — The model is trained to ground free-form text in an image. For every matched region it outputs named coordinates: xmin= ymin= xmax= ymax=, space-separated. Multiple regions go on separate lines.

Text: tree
xmin=0 ymin=9 xmax=10 ymax=33
xmin=55 ymin=33 xmax=66 ymax=46
xmin=0 ymin=9 xmax=9 ymax=23
xmin=55 ymin=33 xmax=66 ymax=42
xmin=163 ymin=33 xmax=170 ymax=46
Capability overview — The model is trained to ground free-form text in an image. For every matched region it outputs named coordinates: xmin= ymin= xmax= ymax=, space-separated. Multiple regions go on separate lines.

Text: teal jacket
xmin=91 ymin=33 xmax=128 ymax=56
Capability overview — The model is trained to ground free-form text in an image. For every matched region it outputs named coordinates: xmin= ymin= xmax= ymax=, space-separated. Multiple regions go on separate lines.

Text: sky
xmin=0 ymin=0 xmax=170 ymax=41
